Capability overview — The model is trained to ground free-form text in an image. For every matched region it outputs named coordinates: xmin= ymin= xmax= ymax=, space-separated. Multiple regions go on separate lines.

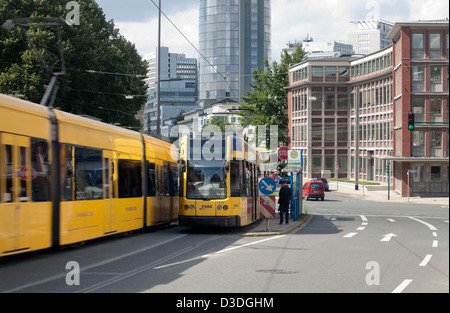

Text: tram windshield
xmin=186 ymin=159 xmax=227 ymax=200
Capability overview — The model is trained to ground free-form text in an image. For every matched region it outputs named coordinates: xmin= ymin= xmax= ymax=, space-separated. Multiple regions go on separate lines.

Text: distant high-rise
xmin=348 ymin=19 xmax=393 ymax=55
xmin=199 ymin=0 xmax=271 ymax=107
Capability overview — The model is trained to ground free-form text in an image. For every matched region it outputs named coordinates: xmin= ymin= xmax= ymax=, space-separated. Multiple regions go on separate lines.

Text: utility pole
xmin=354 ymin=87 xmax=360 ymax=190
xmin=156 ymin=0 xmax=162 ymax=136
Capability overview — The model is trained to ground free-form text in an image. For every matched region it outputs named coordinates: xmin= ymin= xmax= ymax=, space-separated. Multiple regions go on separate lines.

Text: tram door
xmin=0 ymin=134 xmax=32 ymax=253
xmin=103 ymin=151 xmax=118 ymax=234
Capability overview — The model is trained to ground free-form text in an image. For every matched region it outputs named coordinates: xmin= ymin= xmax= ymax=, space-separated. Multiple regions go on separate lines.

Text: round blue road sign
xmin=259 ymin=177 xmax=277 ymax=195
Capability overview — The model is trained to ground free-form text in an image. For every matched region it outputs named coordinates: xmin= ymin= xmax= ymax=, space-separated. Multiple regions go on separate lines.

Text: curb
xmin=243 ymin=214 xmax=314 ymax=237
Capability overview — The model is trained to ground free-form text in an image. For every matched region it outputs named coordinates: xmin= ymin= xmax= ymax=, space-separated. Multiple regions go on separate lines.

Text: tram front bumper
xmin=178 ymin=215 xmax=241 ymax=227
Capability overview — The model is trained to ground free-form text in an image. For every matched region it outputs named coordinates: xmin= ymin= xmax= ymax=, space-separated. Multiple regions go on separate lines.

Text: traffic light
xmin=408 ymin=112 xmax=415 ymax=131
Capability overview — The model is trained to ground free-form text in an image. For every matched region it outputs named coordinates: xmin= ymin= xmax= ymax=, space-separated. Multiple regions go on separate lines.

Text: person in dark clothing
xmin=278 ymin=180 xmax=291 ymax=224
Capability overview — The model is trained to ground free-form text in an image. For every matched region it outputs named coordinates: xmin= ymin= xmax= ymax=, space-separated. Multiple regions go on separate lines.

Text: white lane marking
xmin=432 ymin=240 xmax=438 ymax=248
xmin=408 ymin=217 xmax=438 ymax=231
xmin=387 ymin=218 xmax=396 ymax=223
xmin=419 ymin=255 xmax=433 ymax=267
xmin=343 ymin=232 xmax=358 ymax=238
xmin=356 ymin=227 xmax=365 ymax=231
xmin=154 ymin=235 xmax=286 ymax=270
xmin=392 ymin=279 xmax=413 ymax=293
xmin=360 ymin=215 xmax=368 ymax=222
xmin=432 ymin=232 xmax=438 ymax=237
xmin=361 ymin=222 xmax=368 ymax=226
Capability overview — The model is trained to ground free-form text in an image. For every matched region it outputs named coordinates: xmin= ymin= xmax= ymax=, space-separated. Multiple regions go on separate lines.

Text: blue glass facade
xmin=199 ymin=0 xmax=271 ymax=107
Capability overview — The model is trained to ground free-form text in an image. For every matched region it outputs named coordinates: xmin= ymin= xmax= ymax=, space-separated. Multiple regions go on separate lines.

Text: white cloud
xmin=116 ymin=7 xmax=199 ymax=59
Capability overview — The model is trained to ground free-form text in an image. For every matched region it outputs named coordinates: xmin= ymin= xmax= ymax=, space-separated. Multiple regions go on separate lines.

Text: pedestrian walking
xmin=278 ymin=180 xmax=291 ymax=224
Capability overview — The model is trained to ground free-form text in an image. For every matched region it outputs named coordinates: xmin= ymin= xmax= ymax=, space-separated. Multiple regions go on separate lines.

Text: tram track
xmin=78 ymin=233 xmax=226 ymax=293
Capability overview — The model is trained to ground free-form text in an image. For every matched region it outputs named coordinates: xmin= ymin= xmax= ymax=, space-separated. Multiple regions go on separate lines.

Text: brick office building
xmin=287 ymin=19 xmax=448 ymax=197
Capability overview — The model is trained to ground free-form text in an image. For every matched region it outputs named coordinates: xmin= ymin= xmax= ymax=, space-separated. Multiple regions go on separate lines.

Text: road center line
xmin=343 ymin=232 xmax=358 ymax=238
xmin=392 ymin=279 xmax=413 ymax=293
xmin=154 ymin=235 xmax=286 ymax=270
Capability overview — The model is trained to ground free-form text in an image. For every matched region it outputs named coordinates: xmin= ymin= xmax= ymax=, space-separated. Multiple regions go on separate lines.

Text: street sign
xmin=259 ymin=177 xmax=277 ymax=195
xmin=408 ymin=170 xmax=417 ymax=173
xmin=278 ymin=146 xmax=288 ymax=160
xmin=288 ymin=150 xmax=301 ymax=164
xmin=260 ymin=196 xmax=276 ymax=219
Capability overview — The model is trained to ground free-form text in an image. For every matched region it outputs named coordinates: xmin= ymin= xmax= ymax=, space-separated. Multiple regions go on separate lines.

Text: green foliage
xmin=0 ymin=0 xmax=148 ymax=129
xmin=240 ymin=44 xmax=306 ymax=146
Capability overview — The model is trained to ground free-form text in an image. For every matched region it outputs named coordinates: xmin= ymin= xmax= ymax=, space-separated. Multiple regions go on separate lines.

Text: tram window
xmin=170 ymin=163 xmax=179 ymax=197
xmin=5 ymin=145 xmax=13 ymax=203
xmin=61 ymin=144 xmax=73 ymax=201
xmin=19 ymin=147 xmax=28 ymax=201
xmin=230 ymin=160 xmax=241 ymax=197
xmin=118 ymin=160 xmax=142 ymax=198
xmin=74 ymin=147 xmax=103 ymax=200
xmin=164 ymin=163 xmax=170 ymax=196
xmin=147 ymin=162 xmax=156 ymax=197
xmin=31 ymin=139 xmax=50 ymax=202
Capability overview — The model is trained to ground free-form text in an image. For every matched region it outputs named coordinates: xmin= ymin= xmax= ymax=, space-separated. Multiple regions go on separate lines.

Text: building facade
xmin=287 ymin=19 xmax=449 ymax=197
xmin=143 ymin=47 xmax=199 ymax=135
xmin=199 ymin=0 xmax=271 ymax=107
xmin=388 ymin=20 xmax=449 ymax=197
xmin=348 ymin=19 xmax=393 ymax=55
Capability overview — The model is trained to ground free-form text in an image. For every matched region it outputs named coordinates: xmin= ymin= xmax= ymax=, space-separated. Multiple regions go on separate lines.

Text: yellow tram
xmin=178 ymin=134 xmax=262 ymax=227
xmin=0 ymin=94 xmax=178 ymax=257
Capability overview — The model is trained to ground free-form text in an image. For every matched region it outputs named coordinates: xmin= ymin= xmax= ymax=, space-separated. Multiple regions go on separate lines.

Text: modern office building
xmin=287 ymin=19 xmax=448 ymax=197
xmin=199 ymin=0 xmax=271 ymax=107
xmin=348 ymin=19 xmax=394 ymax=55
xmin=143 ymin=47 xmax=199 ymax=135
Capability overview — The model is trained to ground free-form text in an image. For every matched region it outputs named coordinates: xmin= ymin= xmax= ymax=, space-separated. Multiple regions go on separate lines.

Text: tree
xmin=240 ymin=44 xmax=306 ymax=146
xmin=0 ymin=0 xmax=147 ymax=129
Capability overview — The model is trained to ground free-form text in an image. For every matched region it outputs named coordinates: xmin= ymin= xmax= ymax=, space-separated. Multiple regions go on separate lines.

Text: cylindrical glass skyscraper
xmin=199 ymin=0 xmax=271 ymax=107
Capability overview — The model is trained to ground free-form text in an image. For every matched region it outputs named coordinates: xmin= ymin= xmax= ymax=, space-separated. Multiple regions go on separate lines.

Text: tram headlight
xmin=189 ymin=205 xmax=195 ymax=211
xmin=217 ymin=205 xmax=222 ymax=210
xmin=223 ymin=205 xmax=228 ymax=211
xmin=185 ymin=205 xmax=189 ymax=210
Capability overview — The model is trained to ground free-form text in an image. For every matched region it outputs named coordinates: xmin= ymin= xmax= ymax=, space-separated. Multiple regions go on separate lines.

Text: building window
xmin=412 ymin=96 xmax=425 ymax=121
xmin=339 ymin=67 xmax=349 ymax=78
xmin=430 ymin=97 xmax=442 ymax=122
xmin=325 ymin=67 xmax=336 ymax=80
xmin=412 ymin=131 xmax=425 ymax=157
xmin=412 ymin=65 xmax=425 ymax=91
xmin=412 ymin=33 xmax=425 ymax=58
xmin=430 ymin=130 xmax=443 ymax=157
xmin=429 ymin=33 xmax=441 ymax=59
xmin=412 ymin=165 xmax=424 ymax=183
xmin=430 ymin=166 xmax=441 ymax=182
xmin=312 ymin=157 xmax=321 ymax=173
xmin=430 ymin=66 xmax=442 ymax=92
xmin=312 ymin=67 xmax=323 ymax=79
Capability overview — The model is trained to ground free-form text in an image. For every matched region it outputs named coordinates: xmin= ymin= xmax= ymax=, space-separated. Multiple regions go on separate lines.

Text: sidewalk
xmin=329 ymin=181 xmax=449 ymax=207
xmin=243 ymin=214 xmax=313 ymax=237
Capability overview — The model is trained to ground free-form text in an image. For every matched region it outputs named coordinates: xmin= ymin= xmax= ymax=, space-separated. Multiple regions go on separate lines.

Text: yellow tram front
xmin=178 ymin=135 xmax=260 ymax=227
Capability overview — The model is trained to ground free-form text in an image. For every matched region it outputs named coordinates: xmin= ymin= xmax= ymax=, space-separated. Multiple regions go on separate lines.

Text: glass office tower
xmin=199 ymin=0 xmax=271 ymax=107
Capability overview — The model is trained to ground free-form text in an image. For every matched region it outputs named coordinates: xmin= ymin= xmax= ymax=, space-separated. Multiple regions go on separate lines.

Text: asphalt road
xmin=0 ymin=191 xmax=448 ymax=294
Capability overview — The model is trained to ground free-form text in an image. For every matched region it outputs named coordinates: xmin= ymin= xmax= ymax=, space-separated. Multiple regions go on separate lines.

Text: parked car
xmin=302 ymin=181 xmax=325 ymax=201
xmin=312 ymin=177 xmax=329 ymax=191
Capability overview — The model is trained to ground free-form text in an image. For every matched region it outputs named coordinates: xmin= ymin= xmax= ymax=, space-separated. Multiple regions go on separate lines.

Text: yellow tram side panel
xmin=143 ymin=135 xmax=178 ymax=226
xmin=0 ymin=95 xmax=53 ymax=256
xmin=54 ymin=109 xmax=144 ymax=245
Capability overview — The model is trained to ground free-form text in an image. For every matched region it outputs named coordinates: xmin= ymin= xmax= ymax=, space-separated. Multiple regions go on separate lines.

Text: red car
xmin=302 ymin=181 xmax=325 ymax=201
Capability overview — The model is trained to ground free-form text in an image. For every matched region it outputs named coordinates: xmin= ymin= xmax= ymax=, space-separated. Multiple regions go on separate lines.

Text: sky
xmin=95 ymin=0 xmax=449 ymax=62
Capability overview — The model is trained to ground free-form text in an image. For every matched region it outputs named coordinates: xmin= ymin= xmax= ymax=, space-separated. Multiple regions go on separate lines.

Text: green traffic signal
xmin=407 ymin=113 xmax=415 ymax=131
